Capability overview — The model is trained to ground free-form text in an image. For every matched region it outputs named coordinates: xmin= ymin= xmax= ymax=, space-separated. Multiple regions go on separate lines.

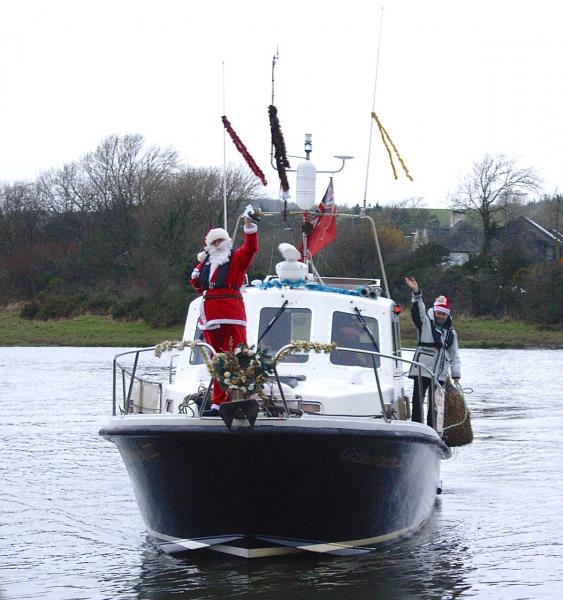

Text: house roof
xmin=496 ymin=216 xmax=563 ymax=245
xmin=418 ymin=221 xmax=482 ymax=253
xmin=522 ymin=217 xmax=563 ymax=243
xmin=411 ymin=215 xmax=562 ymax=255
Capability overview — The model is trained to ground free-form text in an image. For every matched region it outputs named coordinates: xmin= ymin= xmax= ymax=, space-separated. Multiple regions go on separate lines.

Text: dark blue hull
xmin=100 ymin=421 xmax=450 ymax=557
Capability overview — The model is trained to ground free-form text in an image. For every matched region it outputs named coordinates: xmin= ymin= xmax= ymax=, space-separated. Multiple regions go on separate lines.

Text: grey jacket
xmin=407 ymin=291 xmax=461 ymax=383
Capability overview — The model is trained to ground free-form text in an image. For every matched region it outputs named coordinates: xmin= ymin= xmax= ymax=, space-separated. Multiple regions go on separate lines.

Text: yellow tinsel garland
xmin=371 ymin=112 xmax=413 ymax=182
xmin=154 ymin=339 xmax=213 ymax=371
xmin=155 ymin=339 xmax=337 ymax=373
xmin=274 ymin=340 xmax=337 ymax=364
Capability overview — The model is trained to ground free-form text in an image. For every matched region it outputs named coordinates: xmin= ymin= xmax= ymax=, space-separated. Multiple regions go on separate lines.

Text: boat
xmin=100 ymin=255 xmax=451 ymax=558
xmin=99 ymin=156 xmax=452 ymax=556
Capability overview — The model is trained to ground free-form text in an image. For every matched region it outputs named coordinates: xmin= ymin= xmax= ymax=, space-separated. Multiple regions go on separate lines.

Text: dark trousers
xmin=411 ymin=376 xmax=433 ymax=425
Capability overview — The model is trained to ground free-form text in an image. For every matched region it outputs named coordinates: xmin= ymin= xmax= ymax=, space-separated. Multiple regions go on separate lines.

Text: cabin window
xmin=258 ymin=308 xmax=312 ymax=363
xmin=189 ymin=326 xmax=206 ymax=365
xmin=330 ymin=311 xmax=380 ymax=368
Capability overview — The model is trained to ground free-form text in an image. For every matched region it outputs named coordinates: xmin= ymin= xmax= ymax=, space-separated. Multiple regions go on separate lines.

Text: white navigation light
xmin=295 ymin=159 xmax=317 ymax=210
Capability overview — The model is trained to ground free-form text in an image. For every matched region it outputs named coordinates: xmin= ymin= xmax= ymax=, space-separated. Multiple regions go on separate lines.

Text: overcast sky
xmin=1 ymin=0 xmax=561 ymax=208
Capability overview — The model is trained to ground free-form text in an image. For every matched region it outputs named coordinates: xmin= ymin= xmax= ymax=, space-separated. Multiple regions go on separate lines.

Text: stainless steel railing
xmin=112 ymin=343 xmax=441 ymax=428
xmin=112 ymin=342 xmax=217 ymax=416
xmin=272 ymin=344 xmax=438 ymax=424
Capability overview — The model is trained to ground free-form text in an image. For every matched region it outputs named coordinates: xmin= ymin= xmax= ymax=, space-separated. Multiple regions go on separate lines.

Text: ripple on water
xmin=0 ymin=347 xmax=562 ymax=599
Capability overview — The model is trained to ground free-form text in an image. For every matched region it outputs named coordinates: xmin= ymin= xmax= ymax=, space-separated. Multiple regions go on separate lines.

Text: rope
xmin=178 ymin=394 xmax=197 ymax=416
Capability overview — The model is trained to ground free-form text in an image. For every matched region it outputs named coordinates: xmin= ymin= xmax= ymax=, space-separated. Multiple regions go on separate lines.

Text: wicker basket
xmin=442 ymin=377 xmax=473 ymax=447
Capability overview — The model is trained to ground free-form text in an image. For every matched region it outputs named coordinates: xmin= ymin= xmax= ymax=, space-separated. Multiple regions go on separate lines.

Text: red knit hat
xmin=433 ymin=295 xmax=450 ymax=315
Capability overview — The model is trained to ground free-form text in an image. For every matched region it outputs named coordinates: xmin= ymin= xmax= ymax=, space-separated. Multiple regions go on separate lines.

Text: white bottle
xmin=434 ymin=384 xmax=445 ymax=433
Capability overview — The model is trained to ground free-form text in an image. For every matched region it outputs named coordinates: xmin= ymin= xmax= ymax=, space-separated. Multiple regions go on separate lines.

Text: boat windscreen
xmin=257 ymin=307 xmax=312 ymax=363
xmin=330 ymin=311 xmax=380 ymax=368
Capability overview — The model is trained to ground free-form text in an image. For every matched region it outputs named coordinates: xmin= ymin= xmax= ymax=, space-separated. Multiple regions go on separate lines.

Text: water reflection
xmin=128 ymin=503 xmax=472 ymax=600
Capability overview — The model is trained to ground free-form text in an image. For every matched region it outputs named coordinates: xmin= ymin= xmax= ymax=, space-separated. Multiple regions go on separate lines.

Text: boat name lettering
xmin=127 ymin=442 xmax=160 ymax=463
xmin=340 ymin=447 xmax=404 ymax=468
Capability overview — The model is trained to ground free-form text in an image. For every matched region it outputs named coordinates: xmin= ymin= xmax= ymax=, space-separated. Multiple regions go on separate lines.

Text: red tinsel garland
xmin=221 ymin=115 xmax=267 ymax=186
xmin=268 ymin=105 xmax=290 ymax=192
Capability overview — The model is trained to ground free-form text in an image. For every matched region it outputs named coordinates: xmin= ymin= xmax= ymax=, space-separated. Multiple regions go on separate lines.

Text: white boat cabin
xmin=164 ymin=278 xmax=404 ymax=417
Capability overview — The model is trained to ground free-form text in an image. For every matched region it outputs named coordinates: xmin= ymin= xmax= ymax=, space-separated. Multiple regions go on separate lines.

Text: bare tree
xmin=77 ymin=134 xmax=179 ymax=260
xmin=36 ymin=135 xmax=179 ymax=216
xmin=395 ymin=196 xmax=426 ymax=210
xmin=0 ymin=181 xmax=44 ymax=245
xmin=80 ymin=133 xmax=179 ymax=211
xmin=36 ymin=162 xmax=96 ymax=214
xmin=451 ymin=154 xmax=542 ymax=255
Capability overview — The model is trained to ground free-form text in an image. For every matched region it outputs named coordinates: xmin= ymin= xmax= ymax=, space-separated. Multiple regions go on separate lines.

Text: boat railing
xmin=112 ymin=342 xmax=215 ymax=416
xmin=113 ymin=347 xmax=159 ymax=416
xmin=273 ymin=344 xmax=438 ymax=425
xmin=232 ymin=211 xmax=390 ymax=296
xmin=113 ymin=343 xmax=442 ymax=428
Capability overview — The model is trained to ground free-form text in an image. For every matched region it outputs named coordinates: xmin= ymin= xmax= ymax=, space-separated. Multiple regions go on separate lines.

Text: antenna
xmin=362 ymin=6 xmax=384 ymax=211
xmin=270 ymin=47 xmax=279 ymax=171
xmin=222 ymin=61 xmax=228 ymax=230
xmin=271 ymin=46 xmax=278 ymax=106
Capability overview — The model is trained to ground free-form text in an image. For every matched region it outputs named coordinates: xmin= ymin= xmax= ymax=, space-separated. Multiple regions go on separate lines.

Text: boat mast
xmin=271 ymin=49 xmax=278 ymax=151
xmin=301 ymin=134 xmax=313 ymax=269
xmin=270 ymin=48 xmax=289 ymax=222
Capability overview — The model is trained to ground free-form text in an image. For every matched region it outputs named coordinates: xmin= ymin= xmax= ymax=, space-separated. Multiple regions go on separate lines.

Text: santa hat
xmin=433 ymin=295 xmax=451 ymax=315
xmin=205 ymin=228 xmax=230 ymax=247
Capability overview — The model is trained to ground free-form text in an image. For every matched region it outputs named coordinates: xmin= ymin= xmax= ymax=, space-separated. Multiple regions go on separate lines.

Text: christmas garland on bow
xmin=221 ymin=115 xmax=267 ymax=186
xmin=155 ymin=339 xmax=336 ymax=400
xmin=209 ymin=343 xmax=272 ymax=398
xmin=268 ymin=104 xmax=290 ymax=193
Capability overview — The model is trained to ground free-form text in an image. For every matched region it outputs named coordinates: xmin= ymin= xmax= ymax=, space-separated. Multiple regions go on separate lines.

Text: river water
xmin=0 ymin=347 xmax=562 ymax=599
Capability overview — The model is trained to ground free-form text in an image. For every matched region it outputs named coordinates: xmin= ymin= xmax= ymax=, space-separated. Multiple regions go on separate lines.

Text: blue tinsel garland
xmin=258 ymin=279 xmax=361 ymax=297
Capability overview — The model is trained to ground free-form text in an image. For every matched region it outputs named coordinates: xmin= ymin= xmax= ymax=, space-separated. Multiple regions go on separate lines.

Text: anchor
xmin=219 ymin=399 xmax=260 ymax=429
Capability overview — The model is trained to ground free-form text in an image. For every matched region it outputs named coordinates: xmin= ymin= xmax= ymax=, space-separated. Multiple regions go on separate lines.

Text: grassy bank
xmin=0 ymin=306 xmax=183 ymax=347
xmin=400 ymin=312 xmax=562 ymax=349
xmin=0 ymin=306 xmax=561 ymax=348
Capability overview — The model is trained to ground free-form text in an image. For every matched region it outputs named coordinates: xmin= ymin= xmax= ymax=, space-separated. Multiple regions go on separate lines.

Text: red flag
xmin=306 ymin=178 xmax=336 ymax=257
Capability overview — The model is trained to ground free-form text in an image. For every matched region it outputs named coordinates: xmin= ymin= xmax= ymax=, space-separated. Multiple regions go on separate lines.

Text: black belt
xmin=205 ymin=283 xmax=240 ymax=290
xmin=204 ymin=293 xmax=242 ymax=301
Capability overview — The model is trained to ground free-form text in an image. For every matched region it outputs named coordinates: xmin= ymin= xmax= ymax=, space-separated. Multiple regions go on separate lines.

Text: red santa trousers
xmin=203 ymin=324 xmax=247 ymax=405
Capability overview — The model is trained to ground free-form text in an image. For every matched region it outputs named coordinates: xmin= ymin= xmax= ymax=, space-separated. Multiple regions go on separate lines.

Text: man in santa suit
xmin=190 ymin=205 xmax=258 ymax=416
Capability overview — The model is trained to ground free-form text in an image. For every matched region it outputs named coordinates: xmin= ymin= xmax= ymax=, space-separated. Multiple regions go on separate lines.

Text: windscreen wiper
xmin=354 ymin=307 xmax=380 ymax=353
xmin=257 ymin=300 xmax=289 ymax=344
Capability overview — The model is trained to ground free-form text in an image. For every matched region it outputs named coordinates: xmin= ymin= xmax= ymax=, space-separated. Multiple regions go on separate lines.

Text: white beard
xmin=209 ymin=240 xmax=233 ymax=266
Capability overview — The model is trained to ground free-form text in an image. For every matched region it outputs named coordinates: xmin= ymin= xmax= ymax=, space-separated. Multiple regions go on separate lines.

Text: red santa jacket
xmin=190 ymin=226 xmax=258 ymax=330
